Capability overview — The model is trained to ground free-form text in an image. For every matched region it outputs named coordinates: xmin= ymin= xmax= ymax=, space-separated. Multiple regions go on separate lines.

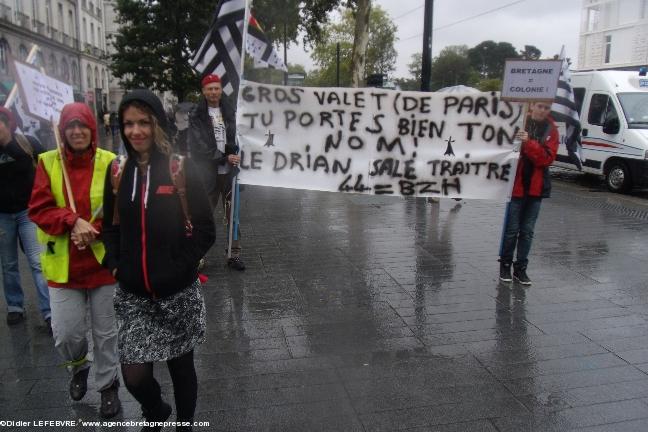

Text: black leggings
xmin=121 ymin=350 xmax=197 ymax=421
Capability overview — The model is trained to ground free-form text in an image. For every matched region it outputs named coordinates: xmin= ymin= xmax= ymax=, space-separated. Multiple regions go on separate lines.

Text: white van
xmin=553 ymin=70 xmax=648 ymax=192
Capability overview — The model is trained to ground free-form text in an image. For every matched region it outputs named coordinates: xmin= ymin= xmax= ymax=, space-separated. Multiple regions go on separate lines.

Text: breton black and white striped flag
xmin=190 ymin=0 xmax=246 ymax=96
xmin=247 ymin=14 xmax=287 ymax=71
xmin=551 ymin=47 xmax=584 ymax=170
xmin=191 ymin=0 xmax=287 ymax=97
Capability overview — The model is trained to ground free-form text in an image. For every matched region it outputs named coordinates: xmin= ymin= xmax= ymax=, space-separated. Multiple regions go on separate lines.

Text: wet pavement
xmin=2 ymin=169 xmax=648 ymax=431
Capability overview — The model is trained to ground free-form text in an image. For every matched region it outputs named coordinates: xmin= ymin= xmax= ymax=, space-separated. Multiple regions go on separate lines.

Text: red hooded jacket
xmin=28 ymin=103 xmax=115 ymax=289
xmin=512 ymin=115 xmax=559 ymax=198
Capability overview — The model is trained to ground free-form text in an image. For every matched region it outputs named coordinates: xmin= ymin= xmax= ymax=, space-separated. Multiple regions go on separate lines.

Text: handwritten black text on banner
xmin=237 ymin=82 xmax=524 ymax=200
xmin=13 ymin=60 xmax=74 ymax=123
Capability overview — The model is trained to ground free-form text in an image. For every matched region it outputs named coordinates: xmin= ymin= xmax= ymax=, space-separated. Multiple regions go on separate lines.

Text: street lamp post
xmin=283 ymin=21 xmax=288 ymax=85
xmin=336 ymin=42 xmax=341 ymax=87
xmin=421 ymin=0 xmax=433 ymax=91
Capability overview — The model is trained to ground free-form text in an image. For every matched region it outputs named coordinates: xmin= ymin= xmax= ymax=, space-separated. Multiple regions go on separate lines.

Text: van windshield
xmin=618 ymin=93 xmax=648 ymax=129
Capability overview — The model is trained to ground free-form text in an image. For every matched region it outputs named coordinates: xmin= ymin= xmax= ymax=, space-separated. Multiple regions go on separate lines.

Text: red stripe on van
xmin=582 ymin=140 xmax=619 ymax=149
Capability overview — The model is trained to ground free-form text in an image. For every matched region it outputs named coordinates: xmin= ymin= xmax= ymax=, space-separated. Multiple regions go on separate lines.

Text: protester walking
xmin=499 ymin=101 xmax=559 ymax=285
xmin=103 ymin=112 xmax=111 ymax=137
xmin=103 ymin=89 xmax=215 ymax=432
xmin=28 ymin=102 xmax=121 ymax=418
xmin=188 ymin=74 xmax=245 ymax=270
xmin=0 ymin=107 xmax=51 ymax=328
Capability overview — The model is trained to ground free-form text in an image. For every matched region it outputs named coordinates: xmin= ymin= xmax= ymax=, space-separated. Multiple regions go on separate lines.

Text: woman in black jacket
xmin=103 ymin=89 xmax=215 ymax=431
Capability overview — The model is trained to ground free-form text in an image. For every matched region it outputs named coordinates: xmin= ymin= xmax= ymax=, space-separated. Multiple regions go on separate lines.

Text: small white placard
xmin=13 ymin=60 xmax=74 ymax=122
xmin=501 ymin=59 xmax=562 ymax=102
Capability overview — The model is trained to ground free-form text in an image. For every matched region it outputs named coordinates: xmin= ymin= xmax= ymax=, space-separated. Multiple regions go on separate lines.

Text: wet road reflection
xmin=4 ymin=177 xmax=648 ymax=430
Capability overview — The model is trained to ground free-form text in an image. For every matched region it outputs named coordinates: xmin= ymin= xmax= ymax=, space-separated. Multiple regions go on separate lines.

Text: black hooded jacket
xmin=102 ymin=90 xmax=215 ymax=299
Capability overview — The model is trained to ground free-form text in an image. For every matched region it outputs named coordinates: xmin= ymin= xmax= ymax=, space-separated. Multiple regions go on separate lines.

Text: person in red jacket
xmin=499 ymin=101 xmax=559 ymax=285
xmin=28 ymin=103 xmax=121 ymax=418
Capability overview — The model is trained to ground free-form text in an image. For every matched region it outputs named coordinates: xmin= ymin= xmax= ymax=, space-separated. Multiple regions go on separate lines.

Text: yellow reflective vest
xmin=36 ymin=148 xmax=115 ymax=283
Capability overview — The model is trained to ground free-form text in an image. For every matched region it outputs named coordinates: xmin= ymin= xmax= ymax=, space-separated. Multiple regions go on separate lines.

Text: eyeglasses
xmin=65 ymin=120 xmax=90 ymax=131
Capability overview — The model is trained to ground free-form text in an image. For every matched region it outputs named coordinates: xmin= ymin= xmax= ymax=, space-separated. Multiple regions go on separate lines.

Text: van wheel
xmin=605 ymin=161 xmax=631 ymax=193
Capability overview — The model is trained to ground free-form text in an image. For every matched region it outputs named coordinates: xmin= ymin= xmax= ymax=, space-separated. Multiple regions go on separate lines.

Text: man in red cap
xmin=0 ymin=107 xmax=51 ymax=329
xmin=188 ymin=74 xmax=245 ymax=270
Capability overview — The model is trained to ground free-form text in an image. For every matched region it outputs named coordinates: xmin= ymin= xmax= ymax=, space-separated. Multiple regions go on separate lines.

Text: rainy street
xmin=2 ymin=169 xmax=648 ymax=432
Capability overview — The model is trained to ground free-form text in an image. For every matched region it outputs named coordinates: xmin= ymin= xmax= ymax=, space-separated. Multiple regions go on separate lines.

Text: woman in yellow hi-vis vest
xmin=28 ymin=103 xmax=121 ymax=419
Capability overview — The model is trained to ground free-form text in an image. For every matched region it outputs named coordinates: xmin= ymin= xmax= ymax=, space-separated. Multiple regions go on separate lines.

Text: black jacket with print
xmin=102 ymin=149 xmax=215 ymax=299
xmin=187 ymin=96 xmax=238 ymax=194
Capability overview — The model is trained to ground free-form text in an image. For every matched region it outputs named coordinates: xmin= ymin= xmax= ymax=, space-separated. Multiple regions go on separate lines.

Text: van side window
xmin=588 ymin=93 xmax=618 ymax=125
xmin=573 ymin=87 xmax=585 ymax=114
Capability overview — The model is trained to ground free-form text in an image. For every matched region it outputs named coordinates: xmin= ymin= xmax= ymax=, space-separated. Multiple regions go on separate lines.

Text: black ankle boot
xmin=499 ymin=262 xmax=512 ymax=282
xmin=140 ymin=399 xmax=172 ymax=432
xmin=513 ymin=267 xmax=532 ymax=285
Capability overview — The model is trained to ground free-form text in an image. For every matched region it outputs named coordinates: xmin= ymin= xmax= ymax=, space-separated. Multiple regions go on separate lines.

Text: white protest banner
xmin=500 ymin=59 xmax=562 ymax=102
xmin=13 ymin=59 xmax=74 ymax=123
xmin=237 ymin=81 xmax=525 ymax=200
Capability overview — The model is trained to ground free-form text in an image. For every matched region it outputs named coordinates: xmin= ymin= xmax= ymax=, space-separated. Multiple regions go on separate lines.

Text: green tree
xmin=251 ymin=0 xmax=301 ymax=45
xmin=306 ymin=6 xmax=397 ymax=87
xmin=291 ymin=0 xmax=374 ymax=87
xmin=245 ymin=61 xmax=306 ymax=85
xmin=520 ymin=45 xmax=541 ymax=60
xmin=430 ymin=45 xmax=477 ymax=90
xmin=407 ymin=53 xmax=422 ymax=85
xmin=110 ymin=0 xmax=219 ymax=101
xmin=394 ymin=53 xmax=422 ymax=91
xmin=476 ymin=78 xmax=502 ymax=92
xmin=467 ymin=40 xmax=519 ymax=79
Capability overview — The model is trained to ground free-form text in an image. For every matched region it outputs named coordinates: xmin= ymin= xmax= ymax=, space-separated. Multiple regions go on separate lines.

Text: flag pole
xmin=52 ymin=118 xmax=77 ymax=213
xmin=228 ymin=0 xmax=252 ymax=259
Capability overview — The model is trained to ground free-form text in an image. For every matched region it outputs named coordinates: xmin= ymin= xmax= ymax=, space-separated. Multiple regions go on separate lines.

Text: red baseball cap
xmin=201 ymin=74 xmax=221 ymax=88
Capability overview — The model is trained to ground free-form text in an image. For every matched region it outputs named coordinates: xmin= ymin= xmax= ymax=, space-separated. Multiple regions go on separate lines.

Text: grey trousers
xmin=49 ymin=284 xmax=119 ymax=392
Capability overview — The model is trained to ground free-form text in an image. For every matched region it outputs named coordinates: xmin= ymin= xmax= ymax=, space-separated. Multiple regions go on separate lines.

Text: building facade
xmin=78 ymin=0 xmax=109 ymax=112
xmin=102 ymin=0 xmax=121 ymax=112
xmin=0 ymin=0 xmax=115 ymax=116
xmin=579 ymin=0 xmax=648 ymax=70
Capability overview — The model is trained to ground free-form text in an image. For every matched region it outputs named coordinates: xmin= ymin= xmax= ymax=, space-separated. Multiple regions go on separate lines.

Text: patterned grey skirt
xmin=114 ymin=280 xmax=206 ymax=363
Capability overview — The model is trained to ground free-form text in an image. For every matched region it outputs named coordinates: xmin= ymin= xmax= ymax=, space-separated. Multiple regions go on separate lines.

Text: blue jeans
xmin=0 ymin=210 xmax=51 ymax=319
xmin=499 ymin=197 xmax=542 ymax=269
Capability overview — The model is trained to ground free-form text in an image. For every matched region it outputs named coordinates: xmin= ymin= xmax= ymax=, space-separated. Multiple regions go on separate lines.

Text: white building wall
xmin=579 ymin=0 xmax=648 ymax=70
xmin=102 ymin=0 xmax=122 ymax=111
xmin=0 ymin=0 xmax=82 ymax=90
xmin=0 ymin=0 xmax=117 ymax=111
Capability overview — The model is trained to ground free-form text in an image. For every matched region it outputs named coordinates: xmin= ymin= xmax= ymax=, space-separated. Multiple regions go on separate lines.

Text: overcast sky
xmin=287 ymin=0 xmax=582 ymax=79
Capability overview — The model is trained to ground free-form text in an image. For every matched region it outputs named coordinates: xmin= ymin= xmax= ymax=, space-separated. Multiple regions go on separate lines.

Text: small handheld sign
xmin=12 ymin=59 xmax=74 ymax=123
xmin=500 ymin=59 xmax=562 ymax=102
